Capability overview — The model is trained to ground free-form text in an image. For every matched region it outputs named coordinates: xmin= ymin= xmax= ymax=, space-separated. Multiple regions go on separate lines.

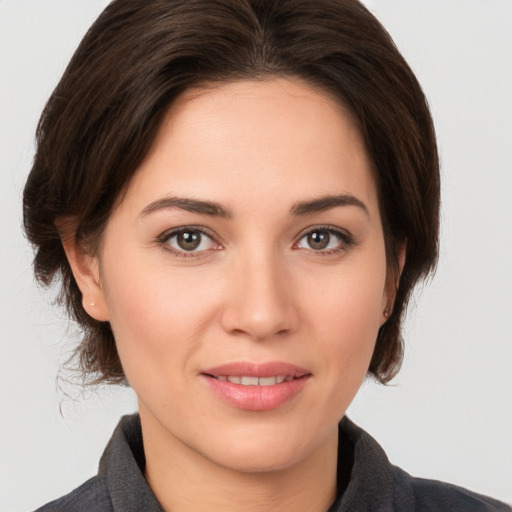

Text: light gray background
xmin=1 ymin=1 xmax=511 ymax=510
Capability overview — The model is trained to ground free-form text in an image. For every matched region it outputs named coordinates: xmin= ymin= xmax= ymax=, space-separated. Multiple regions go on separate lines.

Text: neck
xmin=139 ymin=408 xmax=339 ymax=512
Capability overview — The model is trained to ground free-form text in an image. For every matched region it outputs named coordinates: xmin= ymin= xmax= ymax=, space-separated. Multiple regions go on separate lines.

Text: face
xmin=78 ymin=79 xmax=390 ymax=473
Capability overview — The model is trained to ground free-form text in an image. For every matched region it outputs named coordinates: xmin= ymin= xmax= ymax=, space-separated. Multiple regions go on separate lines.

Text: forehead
xmin=121 ymin=78 xmax=379 ymax=219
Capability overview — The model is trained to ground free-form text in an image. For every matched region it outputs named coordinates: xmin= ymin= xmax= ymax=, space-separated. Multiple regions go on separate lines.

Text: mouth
xmin=202 ymin=361 xmax=310 ymax=384
xmin=200 ymin=362 xmax=311 ymax=411
xmin=210 ymin=375 xmax=294 ymax=385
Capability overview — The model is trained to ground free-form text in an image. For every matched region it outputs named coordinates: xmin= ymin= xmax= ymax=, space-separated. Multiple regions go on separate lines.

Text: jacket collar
xmin=99 ymin=414 xmax=400 ymax=512
xmin=331 ymin=416 xmax=397 ymax=511
xmin=99 ymin=414 xmax=164 ymax=511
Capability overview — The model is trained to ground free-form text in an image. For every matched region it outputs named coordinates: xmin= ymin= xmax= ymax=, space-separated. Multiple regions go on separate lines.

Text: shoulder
xmin=390 ymin=463 xmax=511 ymax=512
xmin=337 ymin=417 xmax=511 ymax=512
xmin=33 ymin=414 xmax=163 ymax=512
xmin=33 ymin=475 xmax=112 ymax=512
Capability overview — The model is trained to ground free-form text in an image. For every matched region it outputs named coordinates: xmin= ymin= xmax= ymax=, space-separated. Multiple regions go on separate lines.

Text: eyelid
xmin=156 ymin=223 xmax=356 ymax=258
xmin=157 ymin=225 xmax=223 ymax=258
xmin=293 ymin=224 xmax=356 ymax=253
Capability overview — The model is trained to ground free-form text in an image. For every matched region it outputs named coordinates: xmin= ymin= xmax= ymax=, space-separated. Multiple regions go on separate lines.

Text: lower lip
xmin=201 ymin=375 xmax=310 ymax=411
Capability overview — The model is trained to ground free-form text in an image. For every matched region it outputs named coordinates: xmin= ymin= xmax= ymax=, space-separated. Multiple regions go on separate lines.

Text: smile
xmin=213 ymin=375 xmax=292 ymax=385
xmin=201 ymin=362 xmax=311 ymax=411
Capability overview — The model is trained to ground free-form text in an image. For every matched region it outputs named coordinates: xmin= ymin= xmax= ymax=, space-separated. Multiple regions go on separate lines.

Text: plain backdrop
xmin=1 ymin=1 xmax=511 ymax=510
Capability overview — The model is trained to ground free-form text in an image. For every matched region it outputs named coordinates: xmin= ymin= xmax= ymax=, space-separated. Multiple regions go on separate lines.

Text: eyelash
xmin=156 ymin=225 xmax=356 ymax=259
xmin=294 ymin=225 xmax=356 ymax=256
xmin=157 ymin=226 xmax=221 ymax=259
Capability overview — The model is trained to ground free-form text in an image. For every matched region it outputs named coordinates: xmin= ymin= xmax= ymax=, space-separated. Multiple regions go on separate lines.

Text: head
xmin=24 ymin=0 xmax=439 ymax=390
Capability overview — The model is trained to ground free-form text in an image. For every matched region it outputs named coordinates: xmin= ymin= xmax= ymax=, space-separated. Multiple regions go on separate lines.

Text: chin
xmin=205 ymin=441 xmax=307 ymax=474
xmin=192 ymin=418 xmax=336 ymax=475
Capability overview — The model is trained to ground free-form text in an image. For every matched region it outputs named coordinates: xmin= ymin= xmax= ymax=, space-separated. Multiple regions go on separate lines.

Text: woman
xmin=19 ymin=0 xmax=510 ymax=510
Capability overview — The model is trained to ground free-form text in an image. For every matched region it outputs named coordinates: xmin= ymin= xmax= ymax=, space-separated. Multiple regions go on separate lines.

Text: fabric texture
xmin=35 ymin=414 xmax=510 ymax=512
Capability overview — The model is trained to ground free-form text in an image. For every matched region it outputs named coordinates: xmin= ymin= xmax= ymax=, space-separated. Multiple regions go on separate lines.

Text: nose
xmin=220 ymin=250 xmax=299 ymax=341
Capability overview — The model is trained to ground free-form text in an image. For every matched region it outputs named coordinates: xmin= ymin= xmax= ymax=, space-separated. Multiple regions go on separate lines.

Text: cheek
xmin=318 ymin=290 xmax=382 ymax=378
xmin=307 ymin=250 xmax=386 ymax=337
xmin=304 ymin=253 xmax=387 ymax=390
xmin=100 ymin=251 xmax=222 ymax=381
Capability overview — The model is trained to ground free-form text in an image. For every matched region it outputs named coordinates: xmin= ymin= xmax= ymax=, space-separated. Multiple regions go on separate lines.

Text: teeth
xmin=259 ymin=376 xmax=277 ymax=386
xmin=217 ymin=375 xmax=288 ymax=386
xmin=240 ymin=376 xmax=259 ymax=386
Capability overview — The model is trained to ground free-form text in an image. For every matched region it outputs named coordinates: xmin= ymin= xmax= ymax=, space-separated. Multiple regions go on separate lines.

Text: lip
xmin=200 ymin=361 xmax=311 ymax=411
xmin=203 ymin=361 xmax=310 ymax=378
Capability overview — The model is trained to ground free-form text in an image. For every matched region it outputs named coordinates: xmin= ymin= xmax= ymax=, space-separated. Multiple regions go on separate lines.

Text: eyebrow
xmin=139 ymin=193 xmax=369 ymax=219
xmin=139 ymin=196 xmax=232 ymax=218
xmin=290 ymin=194 xmax=369 ymax=217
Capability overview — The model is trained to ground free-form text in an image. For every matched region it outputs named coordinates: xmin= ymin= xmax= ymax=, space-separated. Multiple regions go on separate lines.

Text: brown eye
xmin=307 ymin=231 xmax=330 ymax=250
xmin=296 ymin=228 xmax=352 ymax=253
xmin=164 ymin=228 xmax=218 ymax=254
xmin=177 ymin=230 xmax=201 ymax=251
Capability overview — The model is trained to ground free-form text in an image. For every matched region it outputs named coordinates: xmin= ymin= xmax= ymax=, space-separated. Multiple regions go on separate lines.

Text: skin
xmin=64 ymin=78 xmax=400 ymax=512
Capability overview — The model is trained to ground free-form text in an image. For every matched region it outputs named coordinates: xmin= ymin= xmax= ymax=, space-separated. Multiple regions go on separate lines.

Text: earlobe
xmin=60 ymin=235 xmax=110 ymax=322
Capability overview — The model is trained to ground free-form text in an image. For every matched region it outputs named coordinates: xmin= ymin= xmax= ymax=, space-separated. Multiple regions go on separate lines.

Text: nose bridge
xmin=220 ymin=244 xmax=297 ymax=340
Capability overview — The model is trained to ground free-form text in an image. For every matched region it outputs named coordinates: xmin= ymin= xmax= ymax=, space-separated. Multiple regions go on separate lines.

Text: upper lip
xmin=201 ymin=361 xmax=310 ymax=378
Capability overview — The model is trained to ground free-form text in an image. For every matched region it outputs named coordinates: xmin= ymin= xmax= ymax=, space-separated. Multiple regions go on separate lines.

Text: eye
xmin=295 ymin=227 xmax=353 ymax=253
xmin=159 ymin=227 xmax=220 ymax=256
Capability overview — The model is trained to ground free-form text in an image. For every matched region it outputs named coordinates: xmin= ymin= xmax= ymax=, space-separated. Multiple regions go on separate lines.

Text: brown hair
xmin=23 ymin=0 xmax=439 ymax=384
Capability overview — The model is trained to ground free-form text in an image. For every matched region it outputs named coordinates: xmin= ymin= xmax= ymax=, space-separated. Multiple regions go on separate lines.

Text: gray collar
xmin=98 ymin=413 xmax=398 ymax=512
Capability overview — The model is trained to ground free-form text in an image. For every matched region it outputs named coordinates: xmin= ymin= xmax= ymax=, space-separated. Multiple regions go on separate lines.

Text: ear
xmin=61 ymin=235 xmax=110 ymax=322
xmin=381 ymin=243 xmax=407 ymax=324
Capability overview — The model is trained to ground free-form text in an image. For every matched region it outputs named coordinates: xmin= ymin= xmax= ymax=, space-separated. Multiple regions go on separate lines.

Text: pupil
xmin=177 ymin=231 xmax=201 ymax=251
xmin=308 ymin=231 xmax=329 ymax=250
